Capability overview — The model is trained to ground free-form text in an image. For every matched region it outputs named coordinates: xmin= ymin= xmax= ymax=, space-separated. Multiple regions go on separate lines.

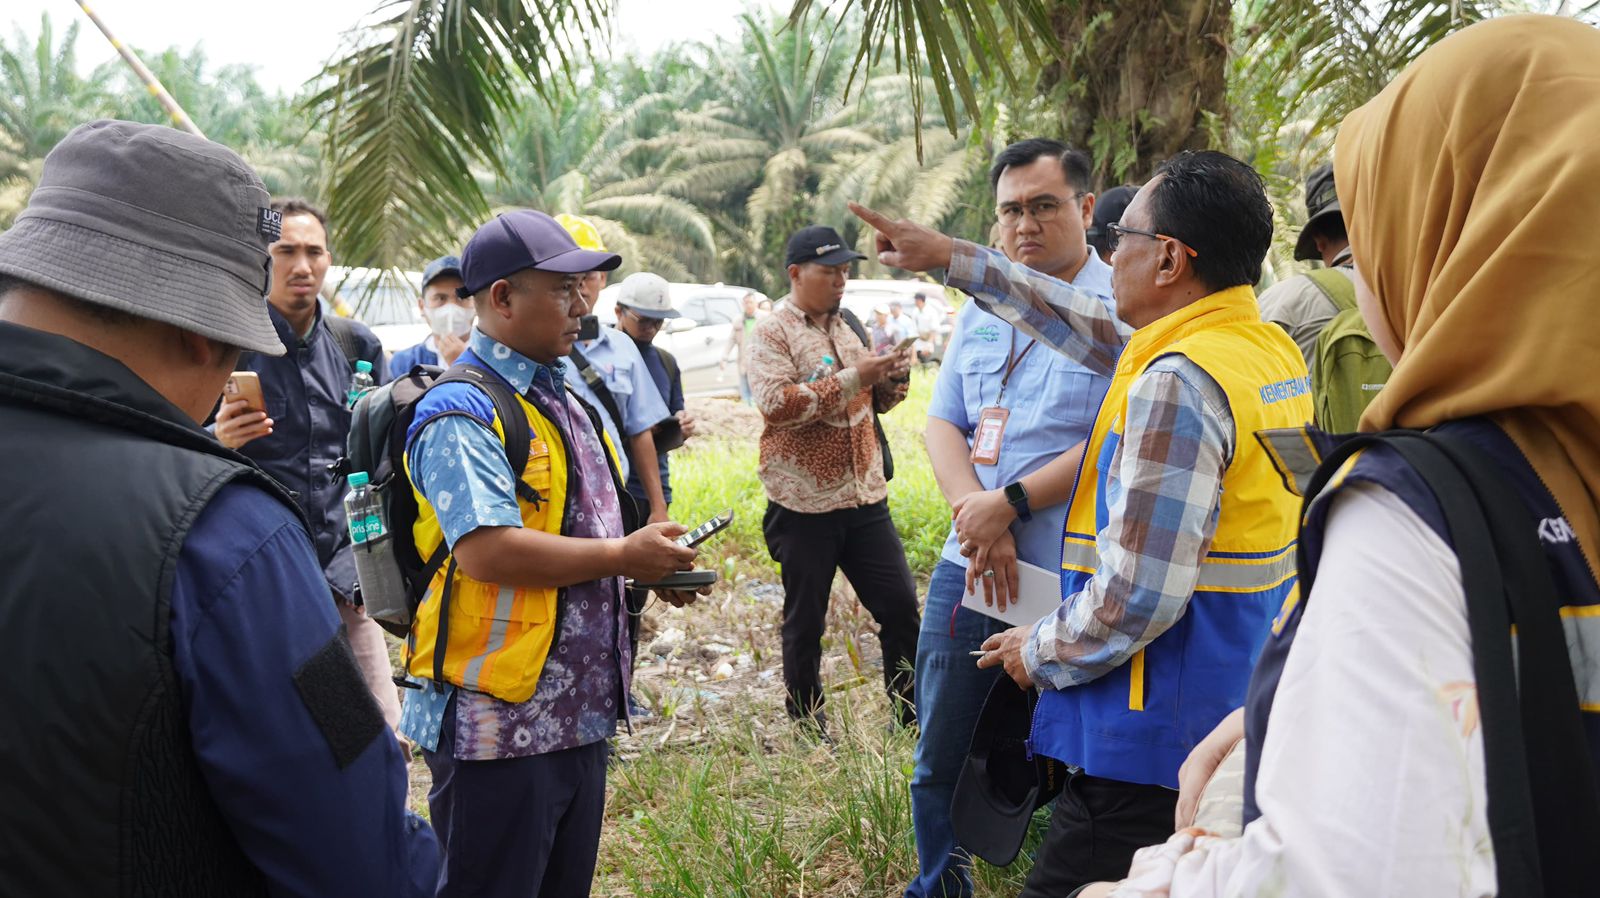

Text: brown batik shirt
xmin=749 ymin=300 xmax=908 ymax=513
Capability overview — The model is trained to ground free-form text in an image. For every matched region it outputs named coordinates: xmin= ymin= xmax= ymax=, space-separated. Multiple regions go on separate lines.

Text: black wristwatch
xmin=1003 ymin=481 xmax=1033 ymax=522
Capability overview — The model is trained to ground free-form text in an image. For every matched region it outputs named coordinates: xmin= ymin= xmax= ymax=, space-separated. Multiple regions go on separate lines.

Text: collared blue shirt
xmin=566 ymin=325 xmax=671 ymax=481
xmin=928 ymin=249 xmax=1114 ymax=569
xmin=398 ymin=328 xmax=630 ymax=760
xmin=172 ymin=483 xmax=437 ymax=895
xmin=237 ymin=304 xmax=388 ymax=603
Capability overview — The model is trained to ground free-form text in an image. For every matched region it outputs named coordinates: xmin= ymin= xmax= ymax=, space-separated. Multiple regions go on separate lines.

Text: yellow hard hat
xmin=554 ymin=213 xmax=606 ymax=252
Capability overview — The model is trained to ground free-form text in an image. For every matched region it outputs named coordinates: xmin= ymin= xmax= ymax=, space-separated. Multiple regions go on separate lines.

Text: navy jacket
xmin=238 ymin=305 xmax=387 ymax=602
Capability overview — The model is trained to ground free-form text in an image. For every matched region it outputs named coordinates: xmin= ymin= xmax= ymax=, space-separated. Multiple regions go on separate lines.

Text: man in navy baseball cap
xmin=456 ymin=209 xmax=621 ymax=299
xmin=397 ymin=208 xmax=702 ymax=898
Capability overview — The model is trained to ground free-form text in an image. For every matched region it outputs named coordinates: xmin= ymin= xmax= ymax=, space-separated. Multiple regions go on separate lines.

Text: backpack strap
xmin=1300 ymin=431 xmax=1600 ymax=897
xmin=567 ymin=346 xmax=628 ymax=441
xmin=838 ymin=307 xmax=872 ymax=347
xmin=656 ymin=347 xmax=680 ymax=394
xmin=324 ymin=314 xmax=366 ymax=368
xmin=1305 ymin=268 xmax=1357 ymax=314
xmin=418 ymin=363 xmax=542 ymax=691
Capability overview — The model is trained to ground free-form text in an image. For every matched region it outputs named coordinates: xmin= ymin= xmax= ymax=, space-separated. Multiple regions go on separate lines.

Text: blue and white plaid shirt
xmin=946 ymin=241 xmax=1236 ymax=690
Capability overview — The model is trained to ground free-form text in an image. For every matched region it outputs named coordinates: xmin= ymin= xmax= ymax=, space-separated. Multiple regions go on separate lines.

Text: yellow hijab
xmin=1336 ymin=14 xmax=1600 ymax=579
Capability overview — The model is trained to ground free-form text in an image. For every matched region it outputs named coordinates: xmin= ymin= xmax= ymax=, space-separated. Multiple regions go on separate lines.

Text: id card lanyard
xmin=970 ymin=331 xmax=1035 ymax=465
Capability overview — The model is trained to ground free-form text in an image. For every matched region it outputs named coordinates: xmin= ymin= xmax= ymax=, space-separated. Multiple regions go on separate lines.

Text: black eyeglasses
xmin=995 ymin=192 xmax=1087 ymax=228
xmin=1107 ymin=222 xmax=1199 ymax=258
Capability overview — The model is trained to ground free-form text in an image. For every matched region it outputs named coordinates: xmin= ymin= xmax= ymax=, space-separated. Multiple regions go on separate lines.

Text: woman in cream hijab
xmin=1074 ymin=15 xmax=1600 ymax=897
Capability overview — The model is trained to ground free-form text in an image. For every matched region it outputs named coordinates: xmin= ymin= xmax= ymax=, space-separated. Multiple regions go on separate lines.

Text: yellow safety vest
xmin=1034 ymin=284 xmax=1314 ymax=787
xmin=403 ymin=386 xmax=611 ymax=704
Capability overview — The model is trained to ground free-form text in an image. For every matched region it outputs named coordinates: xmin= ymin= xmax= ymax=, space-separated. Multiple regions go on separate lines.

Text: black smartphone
xmin=577 ymin=315 xmax=601 ymax=341
xmin=677 ymin=508 xmax=734 ymax=547
xmin=630 ymin=570 xmax=718 ymax=590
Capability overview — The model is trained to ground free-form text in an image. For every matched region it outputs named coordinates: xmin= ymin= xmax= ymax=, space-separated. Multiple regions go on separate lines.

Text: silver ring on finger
xmin=982 ymin=569 xmax=995 ymax=578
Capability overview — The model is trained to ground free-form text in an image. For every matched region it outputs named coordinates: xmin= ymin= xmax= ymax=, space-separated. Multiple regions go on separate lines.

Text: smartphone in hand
xmin=224 ymin=371 xmax=264 ymax=413
xmin=676 ymin=508 xmax=734 ymax=548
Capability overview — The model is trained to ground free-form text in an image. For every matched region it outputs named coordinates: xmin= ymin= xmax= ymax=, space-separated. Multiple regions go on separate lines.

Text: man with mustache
xmin=750 ymin=224 xmax=922 ymax=737
xmin=214 ymin=198 xmax=401 ymax=728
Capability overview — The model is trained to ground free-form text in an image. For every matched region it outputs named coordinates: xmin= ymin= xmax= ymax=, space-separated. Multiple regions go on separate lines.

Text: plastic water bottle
xmin=344 ymin=472 xmax=386 ymax=544
xmin=347 ymin=359 xmax=376 ymax=409
xmin=805 ymin=354 xmax=837 ymax=383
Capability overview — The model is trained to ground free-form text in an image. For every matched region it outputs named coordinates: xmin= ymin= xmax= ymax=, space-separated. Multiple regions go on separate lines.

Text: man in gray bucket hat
xmin=0 ymin=120 xmax=439 ymax=896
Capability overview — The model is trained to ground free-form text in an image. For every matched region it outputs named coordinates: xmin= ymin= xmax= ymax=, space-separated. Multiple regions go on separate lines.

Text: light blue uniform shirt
xmin=926 ymin=249 xmax=1115 ymax=569
xmin=566 ymin=325 xmax=671 ymax=481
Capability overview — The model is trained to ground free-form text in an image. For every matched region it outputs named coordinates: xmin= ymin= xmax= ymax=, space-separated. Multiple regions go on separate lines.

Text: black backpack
xmin=343 ymin=362 xmax=536 ymax=637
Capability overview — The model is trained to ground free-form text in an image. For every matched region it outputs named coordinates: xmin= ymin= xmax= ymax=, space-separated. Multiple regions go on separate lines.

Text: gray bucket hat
xmin=0 ymin=119 xmax=286 ymax=355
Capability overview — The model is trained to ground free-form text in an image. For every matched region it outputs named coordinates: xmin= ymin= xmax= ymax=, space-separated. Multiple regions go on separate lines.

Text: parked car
xmin=595 ymin=281 xmax=767 ymax=397
xmin=839 ymin=278 xmax=956 ymax=360
xmin=321 ymin=265 xmax=428 ymax=356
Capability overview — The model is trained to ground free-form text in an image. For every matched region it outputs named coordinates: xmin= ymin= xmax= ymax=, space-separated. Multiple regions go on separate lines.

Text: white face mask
xmin=428 ymin=303 xmax=475 ymax=338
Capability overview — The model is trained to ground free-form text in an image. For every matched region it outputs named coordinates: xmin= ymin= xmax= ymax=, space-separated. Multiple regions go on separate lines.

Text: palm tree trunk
xmin=1041 ymin=0 xmax=1230 ymax=186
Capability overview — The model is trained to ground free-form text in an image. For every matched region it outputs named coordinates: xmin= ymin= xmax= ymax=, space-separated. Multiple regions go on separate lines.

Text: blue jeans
xmin=906 ymin=559 xmax=1008 ymax=898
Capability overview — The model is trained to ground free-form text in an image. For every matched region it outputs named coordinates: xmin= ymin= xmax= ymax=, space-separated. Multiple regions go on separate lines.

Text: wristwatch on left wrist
xmin=1003 ymin=481 xmax=1033 ymax=522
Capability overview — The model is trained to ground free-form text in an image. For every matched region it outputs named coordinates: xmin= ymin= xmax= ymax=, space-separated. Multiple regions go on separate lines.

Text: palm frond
xmin=309 ymin=0 xmax=612 ymax=268
xmin=584 ymin=193 xmax=718 ymax=257
xmin=790 ymin=0 xmax=1059 ymax=153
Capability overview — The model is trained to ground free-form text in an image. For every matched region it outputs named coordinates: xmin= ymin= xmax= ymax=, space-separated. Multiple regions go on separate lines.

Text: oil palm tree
xmin=0 ymin=12 xmax=108 ymax=160
xmin=488 ymin=88 xmax=719 ymax=282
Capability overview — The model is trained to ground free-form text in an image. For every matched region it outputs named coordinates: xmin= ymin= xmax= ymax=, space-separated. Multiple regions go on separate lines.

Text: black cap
xmin=784 ymin=225 xmax=867 ymax=268
xmin=950 ymin=677 xmax=1066 ymax=867
xmin=1294 ymin=164 xmax=1343 ymax=261
xmin=1087 ymin=185 xmax=1137 ymax=248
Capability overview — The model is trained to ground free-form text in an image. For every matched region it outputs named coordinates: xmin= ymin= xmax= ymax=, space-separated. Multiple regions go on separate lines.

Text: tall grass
xmin=595 ymin=368 xmax=1048 ymax=897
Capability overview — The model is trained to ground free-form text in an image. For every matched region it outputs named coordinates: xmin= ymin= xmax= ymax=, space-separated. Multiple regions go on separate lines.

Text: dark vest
xmin=0 ymin=321 xmax=299 ymax=896
xmin=1244 ymin=417 xmax=1600 ymax=820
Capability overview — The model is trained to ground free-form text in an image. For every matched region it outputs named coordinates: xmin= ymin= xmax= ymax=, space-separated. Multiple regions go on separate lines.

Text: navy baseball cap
xmin=457 ymin=210 xmax=621 ymax=298
xmin=784 ymin=225 xmax=867 ymax=268
xmin=421 ymin=255 xmax=462 ymax=290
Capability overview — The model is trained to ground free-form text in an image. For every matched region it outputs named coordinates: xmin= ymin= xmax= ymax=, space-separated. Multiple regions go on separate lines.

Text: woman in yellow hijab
xmin=1073 ymin=15 xmax=1600 ymax=897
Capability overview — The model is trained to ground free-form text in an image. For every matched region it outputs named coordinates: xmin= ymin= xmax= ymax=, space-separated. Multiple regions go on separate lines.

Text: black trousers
xmin=425 ymin=695 xmax=611 ymax=898
xmin=762 ymin=499 xmax=921 ymax=726
xmin=1019 ymin=772 xmax=1178 ymax=897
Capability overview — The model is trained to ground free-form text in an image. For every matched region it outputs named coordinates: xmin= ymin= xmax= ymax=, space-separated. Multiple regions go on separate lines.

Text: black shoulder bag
xmin=836 ymin=307 xmax=895 ymax=482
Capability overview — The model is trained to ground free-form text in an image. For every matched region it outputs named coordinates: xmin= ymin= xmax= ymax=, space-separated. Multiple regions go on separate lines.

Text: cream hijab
xmin=1336 ymin=14 xmax=1600 ymax=578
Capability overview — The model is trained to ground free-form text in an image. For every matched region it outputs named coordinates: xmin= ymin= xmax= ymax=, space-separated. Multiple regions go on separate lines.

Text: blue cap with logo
xmin=456 ymin=209 xmax=621 ymax=298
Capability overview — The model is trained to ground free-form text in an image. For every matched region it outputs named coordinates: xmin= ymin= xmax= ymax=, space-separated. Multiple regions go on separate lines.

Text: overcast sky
xmin=6 ymin=0 xmax=768 ymax=95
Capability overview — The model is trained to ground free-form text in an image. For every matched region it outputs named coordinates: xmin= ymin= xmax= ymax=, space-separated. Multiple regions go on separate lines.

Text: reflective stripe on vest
xmin=1033 ymin=285 xmax=1313 ymax=787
